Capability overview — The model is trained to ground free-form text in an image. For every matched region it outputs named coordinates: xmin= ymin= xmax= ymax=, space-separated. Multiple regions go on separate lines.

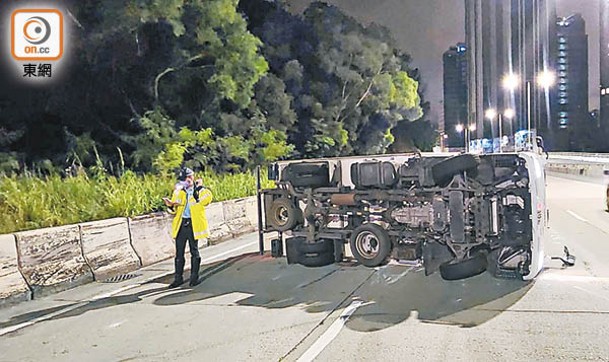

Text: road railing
xmin=547 ymin=152 xmax=609 ymax=178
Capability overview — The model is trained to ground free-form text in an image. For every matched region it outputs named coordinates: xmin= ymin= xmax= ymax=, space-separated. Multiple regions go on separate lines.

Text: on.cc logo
xmin=23 ymin=16 xmax=51 ymax=45
xmin=11 ymin=9 xmax=63 ymax=61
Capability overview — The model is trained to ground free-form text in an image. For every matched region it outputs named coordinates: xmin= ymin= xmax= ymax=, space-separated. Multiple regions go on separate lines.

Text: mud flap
xmin=422 ymin=241 xmax=454 ymax=275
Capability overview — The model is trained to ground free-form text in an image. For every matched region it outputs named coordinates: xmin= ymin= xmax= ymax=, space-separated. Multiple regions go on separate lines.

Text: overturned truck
xmin=262 ymin=152 xmax=548 ymax=281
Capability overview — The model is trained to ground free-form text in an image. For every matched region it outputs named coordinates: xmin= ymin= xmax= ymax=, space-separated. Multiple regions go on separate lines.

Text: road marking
xmin=573 ymin=286 xmax=609 ymax=303
xmin=201 ymin=241 xmax=257 ymax=264
xmin=0 ymin=241 xmax=258 ymax=337
xmin=539 ymin=273 xmax=609 ymax=282
xmin=566 ymin=210 xmax=588 ymax=223
xmin=297 ymin=300 xmax=368 ymax=362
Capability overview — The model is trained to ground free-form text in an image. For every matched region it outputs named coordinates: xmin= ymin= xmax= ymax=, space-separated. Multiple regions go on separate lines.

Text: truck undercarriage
xmin=262 ymin=153 xmax=539 ymax=280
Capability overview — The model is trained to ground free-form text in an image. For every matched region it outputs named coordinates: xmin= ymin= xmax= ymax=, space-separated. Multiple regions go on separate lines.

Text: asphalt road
xmin=1 ymin=174 xmax=609 ymax=361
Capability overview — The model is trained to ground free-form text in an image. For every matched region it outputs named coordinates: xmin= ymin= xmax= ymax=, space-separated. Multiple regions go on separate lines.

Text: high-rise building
xmin=554 ymin=14 xmax=588 ymax=133
xmin=465 ymin=0 xmax=507 ymax=139
xmin=465 ymin=0 xmax=556 ymax=142
xmin=601 ymin=1 xmax=609 ymax=130
xmin=443 ymin=43 xmax=468 ymax=147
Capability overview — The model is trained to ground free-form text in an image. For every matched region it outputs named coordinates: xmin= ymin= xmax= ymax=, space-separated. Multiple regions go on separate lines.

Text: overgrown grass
xmin=0 ymin=170 xmax=273 ymax=234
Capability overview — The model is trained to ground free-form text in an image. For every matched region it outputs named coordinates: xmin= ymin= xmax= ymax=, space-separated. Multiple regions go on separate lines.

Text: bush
xmin=0 ymin=169 xmax=273 ymax=234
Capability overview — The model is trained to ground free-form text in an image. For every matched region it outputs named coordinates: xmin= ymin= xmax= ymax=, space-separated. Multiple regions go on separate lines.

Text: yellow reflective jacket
xmin=168 ymin=185 xmax=213 ymax=240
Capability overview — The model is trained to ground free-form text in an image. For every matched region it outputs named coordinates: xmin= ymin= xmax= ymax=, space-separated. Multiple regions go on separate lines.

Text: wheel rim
xmin=274 ymin=205 xmax=289 ymax=226
xmin=354 ymin=231 xmax=380 ymax=259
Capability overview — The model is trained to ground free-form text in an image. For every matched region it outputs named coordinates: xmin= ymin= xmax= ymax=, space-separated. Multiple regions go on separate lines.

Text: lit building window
xmin=559 ymin=85 xmax=567 ymax=91
xmin=559 ymin=65 xmax=567 ymax=70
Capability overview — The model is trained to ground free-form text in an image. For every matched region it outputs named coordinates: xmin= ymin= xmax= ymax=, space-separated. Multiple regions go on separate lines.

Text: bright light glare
xmin=455 ymin=124 xmax=464 ymax=133
xmin=537 ymin=71 xmax=555 ymax=88
xmin=469 ymin=124 xmax=476 ymax=131
xmin=503 ymin=108 xmax=515 ymax=119
xmin=502 ymin=73 xmax=520 ymax=90
xmin=485 ymin=108 xmax=497 ymax=119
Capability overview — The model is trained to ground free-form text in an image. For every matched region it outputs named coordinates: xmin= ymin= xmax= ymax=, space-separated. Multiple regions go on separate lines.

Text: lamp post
xmin=467 ymin=123 xmax=476 ymax=152
xmin=502 ymin=108 xmax=515 ymax=151
xmin=455 ymin=124 xmax=465 ymax=150
xmin=502 ymin=71 xmax=555 ymax=148
xmin=486 ymin=108 xmax=515 ymax=153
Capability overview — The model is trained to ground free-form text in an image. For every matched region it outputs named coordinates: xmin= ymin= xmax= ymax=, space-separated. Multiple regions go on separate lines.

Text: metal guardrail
xmin=548 ymin=152 xmax=609 ymax=165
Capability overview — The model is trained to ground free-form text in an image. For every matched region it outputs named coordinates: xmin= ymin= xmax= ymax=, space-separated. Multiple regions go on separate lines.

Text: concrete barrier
xmin=223 ymin=198 xmax=256 ymax=237
xmin=244 ymin=196 xmax=260 ymax=229
xmin=129 ymin=213 xmax=175 ymax=267
xmin=80 ymin=218 xmax=141 ymax=280
xmin=2 ymin=195 xmax=262 ymax=305
xmin=206 ymin=202 xmax=231 ymax=245
xmin=547 ymin=161 xmax=608 ymax=178
xmin=15 ymin=225 xmax=93 ymax=297
xmin=0 ymin=234 xmax=31 ymax=305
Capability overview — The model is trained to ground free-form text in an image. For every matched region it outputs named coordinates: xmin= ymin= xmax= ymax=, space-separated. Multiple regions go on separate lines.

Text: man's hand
xmin=195 ymin=178 xmax=203 ymax=188
xmin=163 ymin=197 xmax=178 ymax=207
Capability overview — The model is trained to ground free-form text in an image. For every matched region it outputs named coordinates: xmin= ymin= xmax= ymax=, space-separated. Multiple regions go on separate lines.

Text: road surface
xmin=1 ymin=173 xmax=608 ymax=361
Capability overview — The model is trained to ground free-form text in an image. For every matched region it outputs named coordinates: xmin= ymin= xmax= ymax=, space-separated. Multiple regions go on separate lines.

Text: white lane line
xmin=566 ymin=210 xmax=588 ymax=223
xmin=0 ymin=241 xmax=258 ymax=337
xmin=201 ymin=241 xmax=257 ymax=264
xmin=539 ymin=274 xmax=609 ymax=282
xmin=297 ymin=300 xmax=368 ymax=362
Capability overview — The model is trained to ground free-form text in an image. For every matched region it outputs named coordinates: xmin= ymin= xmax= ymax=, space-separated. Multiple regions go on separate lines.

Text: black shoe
xmin=168 ymin=279 xmax=184 ymax=289
xmin=189 ymin=278 xmax=201 ymax=287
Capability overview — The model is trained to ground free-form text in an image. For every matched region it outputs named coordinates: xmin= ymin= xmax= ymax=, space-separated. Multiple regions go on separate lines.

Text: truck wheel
xmin=299 ymin=239 xmax=335 ymax=267
xmin=439 ymin=252 xmax=487 ymax=281
xmin=299 ymin=238 xmax=335 ymax=254
xmin=299 ymin=251 xmax=335 ymax=267
xmin=350 ymin=224 xmax=392 ymax=267
xmin=268 ymin=198 xmax=302 ymax=232
xmin=432 ymin=154 xmax=479 ymax=187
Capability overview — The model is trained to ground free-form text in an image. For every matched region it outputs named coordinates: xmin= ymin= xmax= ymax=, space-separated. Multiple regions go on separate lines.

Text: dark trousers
xmin=173 ymin=218 xmax=201 ymax=282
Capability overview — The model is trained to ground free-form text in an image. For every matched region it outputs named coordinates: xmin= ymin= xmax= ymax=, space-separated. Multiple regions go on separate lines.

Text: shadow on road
xmin=1 ymin=253 xmax=532 ymax=333
xmin=152 ymin=253 xmax=532 ymax=330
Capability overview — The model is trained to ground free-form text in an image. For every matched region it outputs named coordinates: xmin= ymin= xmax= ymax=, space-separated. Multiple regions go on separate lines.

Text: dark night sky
xmin=289 ymin=0 xmax=600 ymax=124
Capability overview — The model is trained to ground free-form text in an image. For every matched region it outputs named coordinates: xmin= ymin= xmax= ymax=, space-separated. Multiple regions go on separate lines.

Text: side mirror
xmin=267 ymin=163 xmax=279 ymax=181
xmin=535 ymin=136 xmax=548 ymax=158
xmin=535 ymin=136 xmax=544 ymax=150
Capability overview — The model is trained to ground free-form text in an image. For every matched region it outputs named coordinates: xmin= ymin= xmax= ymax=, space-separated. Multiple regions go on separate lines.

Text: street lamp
xmin=485 ymin=108 xmax=515 ymax=153
xmin=455 ymin=124 xmax=465 ymax=150
xmin=502 ymin=109 xmax=515 ymax=151
xmin=501 ymin=71 xmax=555 ymax=147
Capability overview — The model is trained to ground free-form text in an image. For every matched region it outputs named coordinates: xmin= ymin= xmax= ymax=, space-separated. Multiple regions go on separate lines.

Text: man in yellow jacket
xmin=163 ymin=167 xmax=213 ymax=288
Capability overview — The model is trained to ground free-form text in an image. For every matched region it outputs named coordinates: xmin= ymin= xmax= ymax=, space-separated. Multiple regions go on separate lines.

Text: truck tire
xmin=286 ymin=237 xmax=335 ymax=267
xmin=432 ymin=154 xmax=479 ymax=187
xmin=299 ymin=251 xmax=335 ymax=267
xmin=439 ymin=252 xmax=487 ymax=281
xmin=268 ymin=198 xmax=302 ymax=232
xmin=299 ymin=238 xmax=335 ymax=254
xmin=350 ymin=224 xmax=392 ymax=267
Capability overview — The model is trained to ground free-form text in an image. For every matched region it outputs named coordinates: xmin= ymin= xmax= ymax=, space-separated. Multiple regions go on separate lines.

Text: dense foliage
xmin=0 ymin=1 xmax=439 ymax=232
xmin=0 ymin=0 xmax=434 ymax=176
